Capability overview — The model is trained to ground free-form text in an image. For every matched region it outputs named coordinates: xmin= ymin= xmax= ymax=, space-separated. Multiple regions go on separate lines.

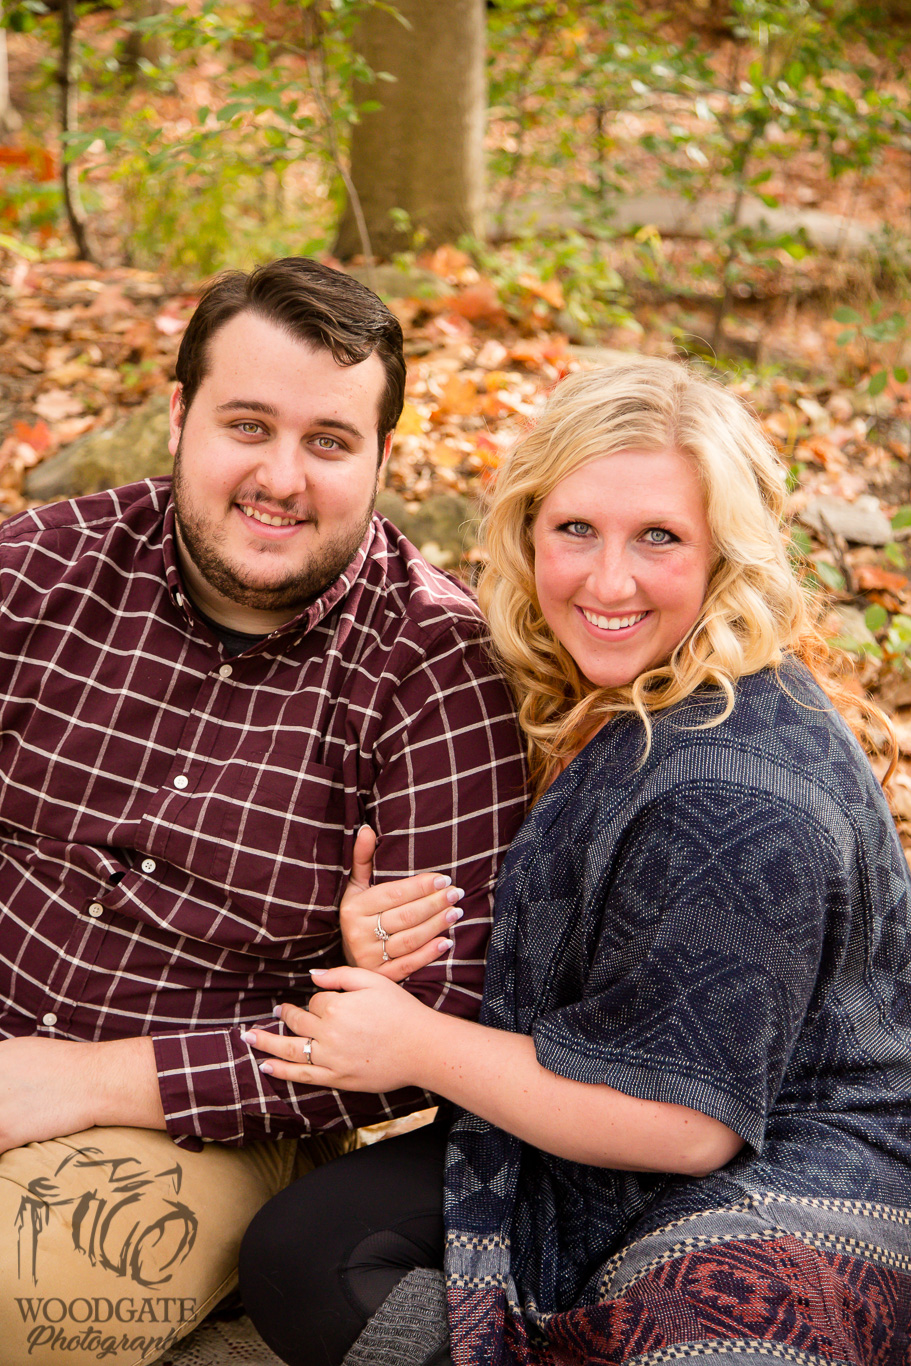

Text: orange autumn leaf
xmin=429 ymin=442 xmax=464 ymax=470
xmin=855 ymin=565 xmax=909 ymax=594
xmin=448 ymin=281 xmax=507 ymax=324
xmin=430 ymin=374 xmax=478 ymax=419
xmin=396 ymin=402 xmax=426 ymax=437
xmin=517 ymin=273 xmax=565 ymax=309
xmin=12 ymin=419 xmax=52 ymax=454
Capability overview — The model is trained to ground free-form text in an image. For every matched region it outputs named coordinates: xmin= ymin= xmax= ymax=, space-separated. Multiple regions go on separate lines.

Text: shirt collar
xmin=161 ymin=492 xmax=378 ymax=646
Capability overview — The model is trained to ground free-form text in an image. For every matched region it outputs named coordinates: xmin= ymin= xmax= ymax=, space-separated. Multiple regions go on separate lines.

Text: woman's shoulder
xmin=637 ymin=660 xmax=890 ymax=840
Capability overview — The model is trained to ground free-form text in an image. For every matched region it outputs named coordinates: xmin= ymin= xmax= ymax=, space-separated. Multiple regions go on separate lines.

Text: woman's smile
xmin=532 ymin=448 xmax=712 ymax=690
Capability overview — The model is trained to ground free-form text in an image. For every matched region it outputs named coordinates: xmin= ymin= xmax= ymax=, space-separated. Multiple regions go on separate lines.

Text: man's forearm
xmin=0 ymin=1035 xmax=166 ymax=1153
xmin=89 ymin=1035 xmax=167 ymax=1130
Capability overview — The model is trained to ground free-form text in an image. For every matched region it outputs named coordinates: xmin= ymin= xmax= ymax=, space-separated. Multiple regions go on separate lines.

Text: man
xmin=0 ymin=258 xmax=526 ymax=1364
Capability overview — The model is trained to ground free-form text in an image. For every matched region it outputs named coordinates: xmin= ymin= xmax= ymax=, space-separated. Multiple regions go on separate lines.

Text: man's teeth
xmin=582 ymin=609 xmax=647 ymax=631
xmin=241 ymin=505 xmax=300 ymax=527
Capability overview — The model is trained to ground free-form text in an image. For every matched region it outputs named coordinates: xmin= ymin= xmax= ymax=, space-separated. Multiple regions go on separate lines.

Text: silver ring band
xmin=374 ymin=913 xmax=390 ymax=944
xmin=302 ymin=1037 xmax=313 ymax=1065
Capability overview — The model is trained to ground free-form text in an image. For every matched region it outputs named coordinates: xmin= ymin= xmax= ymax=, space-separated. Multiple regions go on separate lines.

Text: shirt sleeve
xmin=153 ymin=628 xmax=528 ymax=1146
xmin=531 ymin=783 xmax=837 ymax=1152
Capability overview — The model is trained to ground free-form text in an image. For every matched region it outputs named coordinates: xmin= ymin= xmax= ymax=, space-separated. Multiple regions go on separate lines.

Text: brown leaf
xmin=33 ymin=389 xmax=85 ymax=422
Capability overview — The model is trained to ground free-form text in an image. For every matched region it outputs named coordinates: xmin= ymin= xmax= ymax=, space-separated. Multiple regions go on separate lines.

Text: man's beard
xmin=172 ymin=439 xmax=376 ymax=615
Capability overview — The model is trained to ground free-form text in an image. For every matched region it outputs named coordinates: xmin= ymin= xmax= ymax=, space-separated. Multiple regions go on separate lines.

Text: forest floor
xmin=5 ymin=14 xmax=911 ymax=840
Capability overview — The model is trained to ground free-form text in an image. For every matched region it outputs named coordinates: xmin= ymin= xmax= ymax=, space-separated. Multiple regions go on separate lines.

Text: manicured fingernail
xmin=241 ymin=1030 xmax=257 ymax=1044
xmin=272 ymin=1006 xmax=283 ymax=1018
xmin=446 ymin=887 xmax=464 ymax=904
xmin=445 ymin=907 xmax=463 ymax=925
xmin=436 ymin=938 xmax=454 ymax=953
xmin=259 ymin=1062 xmax=274 ymax=1075
xmin=310 ymin=968 xmax=328 ymax=977
xmin=433 ymin=875 xmax=452 ymax=890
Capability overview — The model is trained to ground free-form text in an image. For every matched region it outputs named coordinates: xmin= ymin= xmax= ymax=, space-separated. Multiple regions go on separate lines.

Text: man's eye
xmin=643 ymin=527 xmax=676 ymax=545
xmin=314 ymin=436 xmax=342 ymax=451
xmin=235 ymin=421 xmax=264 ymax=436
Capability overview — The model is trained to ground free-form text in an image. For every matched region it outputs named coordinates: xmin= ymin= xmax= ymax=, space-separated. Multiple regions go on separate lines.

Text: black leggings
xmin=238 ymin=1121 xmax=450 ymax=1366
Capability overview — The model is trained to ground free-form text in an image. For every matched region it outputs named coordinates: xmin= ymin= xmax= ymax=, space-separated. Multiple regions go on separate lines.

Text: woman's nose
xmin=587 ymin=549 xmax=637 ymax=604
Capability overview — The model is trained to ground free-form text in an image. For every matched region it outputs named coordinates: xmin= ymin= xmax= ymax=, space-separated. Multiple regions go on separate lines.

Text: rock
xmin=345 ymin=263 xmax=451 ymax=301
xmin=375 ymin=491 xmax=479 ymax=566
xmin=799 ymin=494 xmax=893 ymax=546
xmin=25 ymin=395 xmax=172 ymax=503
xmin=494 ymin=191 xmax=879 ymax=257
xmin=830 ymin=604 xmax=877 ymax=647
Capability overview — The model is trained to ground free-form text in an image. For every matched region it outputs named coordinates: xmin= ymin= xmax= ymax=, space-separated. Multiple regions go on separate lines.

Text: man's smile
xmin=238 ymin=503 xmax=308 ymax=529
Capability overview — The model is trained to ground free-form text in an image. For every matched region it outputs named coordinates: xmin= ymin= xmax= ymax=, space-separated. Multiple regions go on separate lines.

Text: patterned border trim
xmin=601 ymin=1227 xmax=911 ymax=1301
xmin=593 ymin=1191 xmax=911 ymax=1298
xmin=621 ymin=1336 xmax=854 ymax=1366
xmin=752 ymin=1190 xmax=911 ymax=1225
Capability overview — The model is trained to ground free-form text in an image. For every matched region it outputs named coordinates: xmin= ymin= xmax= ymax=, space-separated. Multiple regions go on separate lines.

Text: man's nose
xmin=255 ymin=439 xmax=306 ymax=502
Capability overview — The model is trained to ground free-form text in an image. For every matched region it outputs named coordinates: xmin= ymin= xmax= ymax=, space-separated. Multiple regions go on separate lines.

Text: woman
xmin=239 ymin=359 xmax=911 ymax=1366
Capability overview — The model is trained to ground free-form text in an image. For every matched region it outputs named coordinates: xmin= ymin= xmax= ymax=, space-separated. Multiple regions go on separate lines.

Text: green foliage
xmin=463 ymin=229 xmax=637 ymax=335
xmin=4 ymin=0 xmax=398 ymax=272
xmin=834 ymin=303 xmax=911 ymax=397
xmin=487 ymin=0 xmax=911 ymax=349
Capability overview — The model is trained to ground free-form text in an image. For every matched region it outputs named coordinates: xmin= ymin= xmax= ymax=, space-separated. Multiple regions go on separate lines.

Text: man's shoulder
xmin=0 ymin=478 xmax=171 ymax=550
xmin=362 ymin=514 xmax=487 ymax=647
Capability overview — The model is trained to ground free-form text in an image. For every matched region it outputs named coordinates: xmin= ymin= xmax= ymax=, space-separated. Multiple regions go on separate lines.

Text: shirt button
xmin=141 ymin=858 xmax=156 ymax=874
xmin=88 ymin=902 xmax=104 ymax=918
xmin=218 ymin=664 xmax=233 ymax=679
xmin=42 ymin=1012 xmax=57 ymax=1027
xmin=173 ymin=775 xmax=189 ymax=790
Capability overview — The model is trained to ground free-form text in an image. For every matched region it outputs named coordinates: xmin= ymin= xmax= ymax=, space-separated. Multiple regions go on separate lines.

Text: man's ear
xmin=168 ymin=386 xmax=185 ymax=459
xmin=379 ymin=431 xmax=393 ymax=474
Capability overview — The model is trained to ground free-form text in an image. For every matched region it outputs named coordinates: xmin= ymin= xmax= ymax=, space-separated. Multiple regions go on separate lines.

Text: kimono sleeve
xmin=531 ymin=782 xmax=839 ymax=1152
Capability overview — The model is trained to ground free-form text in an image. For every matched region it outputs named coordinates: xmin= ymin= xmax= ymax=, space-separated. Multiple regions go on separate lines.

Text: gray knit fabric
xmin=342 ymin=1267 xmax=449 ymax=1366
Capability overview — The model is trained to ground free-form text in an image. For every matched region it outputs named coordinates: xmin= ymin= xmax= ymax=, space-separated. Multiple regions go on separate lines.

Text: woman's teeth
xmin=581 ymin=609 xmax=647 ymax=631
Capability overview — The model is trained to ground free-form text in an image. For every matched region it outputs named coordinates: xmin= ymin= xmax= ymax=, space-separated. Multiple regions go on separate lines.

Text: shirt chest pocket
xmin=204 ymin=755 xmax=348 ymax=934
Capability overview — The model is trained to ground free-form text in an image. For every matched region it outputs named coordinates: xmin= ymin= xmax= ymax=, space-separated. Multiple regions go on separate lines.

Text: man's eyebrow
xmin=214 ymin=402 xmax=364 ymax=441
xmin=216 ymin=400 xmax=278 ymax=416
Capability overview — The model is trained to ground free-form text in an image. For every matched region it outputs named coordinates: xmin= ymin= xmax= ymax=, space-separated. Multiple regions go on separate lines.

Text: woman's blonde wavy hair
xmin=477 ymin=357 xmax=895 ymax=794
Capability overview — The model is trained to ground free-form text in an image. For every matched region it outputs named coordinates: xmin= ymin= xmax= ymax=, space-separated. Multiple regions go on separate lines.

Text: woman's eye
xmin=643 ymin=527 xmax=676 ymax=546
xmin=559 ymin=521 xmax=591 ymax=537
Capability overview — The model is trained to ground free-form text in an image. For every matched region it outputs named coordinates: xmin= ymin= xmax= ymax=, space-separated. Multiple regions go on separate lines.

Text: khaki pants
xmin=0 ymin=1125 xmax=348 ymax=1366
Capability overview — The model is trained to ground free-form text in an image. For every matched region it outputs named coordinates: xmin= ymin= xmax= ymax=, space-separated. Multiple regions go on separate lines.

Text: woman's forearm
xmin=409 ymin=1010 xmax=744 ymax=1174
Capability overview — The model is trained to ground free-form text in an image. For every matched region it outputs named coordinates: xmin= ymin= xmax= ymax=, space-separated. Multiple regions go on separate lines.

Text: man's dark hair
xmin=175 ymin=257 xmax=406 ymax=451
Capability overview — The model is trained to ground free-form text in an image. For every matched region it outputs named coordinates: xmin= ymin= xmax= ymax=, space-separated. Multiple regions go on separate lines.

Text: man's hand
xmin=0 ymin=1036 xmax=166 ymax=1153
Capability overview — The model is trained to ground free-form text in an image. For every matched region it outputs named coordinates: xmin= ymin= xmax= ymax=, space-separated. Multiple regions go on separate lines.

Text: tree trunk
xmin=60 ymin=0 xmax=96 ymax=262
xmin=335 ymin=0 xmax=486 ymax=260
xmin=0 ymin=19 xmax=21 ymax=133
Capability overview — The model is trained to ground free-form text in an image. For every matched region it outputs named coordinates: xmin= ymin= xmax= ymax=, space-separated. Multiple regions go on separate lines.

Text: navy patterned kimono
xmin=445 ymin=663 xmax=911 ymax=1366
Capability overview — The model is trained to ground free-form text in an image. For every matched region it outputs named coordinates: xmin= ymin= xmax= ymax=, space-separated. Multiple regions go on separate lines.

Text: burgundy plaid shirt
xmin=0 ymin=479 xmax=527 ymax=1147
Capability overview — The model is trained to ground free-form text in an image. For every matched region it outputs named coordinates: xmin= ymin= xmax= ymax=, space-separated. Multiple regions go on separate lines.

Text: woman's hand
xmin=243 ymin=967 xmax=430 ymax=1094
xmin=340 ymin=826 xmax=465 ymax=981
